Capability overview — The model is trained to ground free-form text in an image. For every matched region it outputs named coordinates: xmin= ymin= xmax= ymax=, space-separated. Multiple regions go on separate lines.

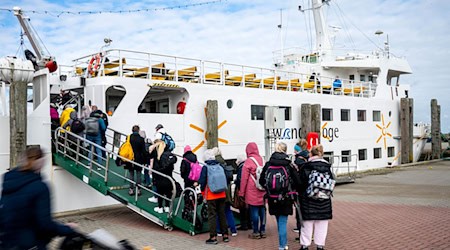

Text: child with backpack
xmin=180 ymin=145 xmax=200 ymax=188
xmin=297 ymin=145 xmax=334 ymax=250
xmin=238 ymin=142 xmax=266 ymax=239
xmin=293 ymin=139 xmax=310 ymax=237
xmin=198 ymin=149 xmax=229 ymax=245
xmin=259 ymin=142 xmax=300 ymax=250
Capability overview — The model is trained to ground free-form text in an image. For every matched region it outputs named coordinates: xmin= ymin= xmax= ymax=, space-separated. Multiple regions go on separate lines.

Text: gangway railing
xmin=54 ymin=127 xmax=178 ymax=230
xmin=328 ymin=154 xmax=358 ymax=184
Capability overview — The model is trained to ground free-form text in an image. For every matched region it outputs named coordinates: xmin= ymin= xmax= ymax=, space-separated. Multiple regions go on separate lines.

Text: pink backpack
xmin=185 ymin=158 xmax=202 ymax=181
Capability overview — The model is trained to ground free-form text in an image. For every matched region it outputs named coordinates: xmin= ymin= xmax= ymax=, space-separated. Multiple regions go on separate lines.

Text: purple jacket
xmin=239 ymin=142 xmax=266 ymax=206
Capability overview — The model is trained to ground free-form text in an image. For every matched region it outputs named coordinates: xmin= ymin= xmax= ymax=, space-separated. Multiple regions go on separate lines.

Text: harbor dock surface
xmin=51 ymin=160 xmax=450 ymax=249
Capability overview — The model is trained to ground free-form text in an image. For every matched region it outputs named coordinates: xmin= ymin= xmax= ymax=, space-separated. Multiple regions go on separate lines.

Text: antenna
xmin=278 ymin=9 xmax=283 ymax=66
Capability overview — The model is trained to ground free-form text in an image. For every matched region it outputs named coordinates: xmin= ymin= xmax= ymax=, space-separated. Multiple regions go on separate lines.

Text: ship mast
xmin=311 ymin=0 xmax=332 ymax=55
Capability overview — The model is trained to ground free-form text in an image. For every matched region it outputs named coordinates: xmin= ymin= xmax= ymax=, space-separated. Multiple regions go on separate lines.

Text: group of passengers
xmin=122 ymin=123 xmax=334 ymax=250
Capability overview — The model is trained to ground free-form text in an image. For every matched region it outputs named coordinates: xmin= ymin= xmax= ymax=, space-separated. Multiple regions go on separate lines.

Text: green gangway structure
xmin=53 ymin=128 xmax=208 ymax=236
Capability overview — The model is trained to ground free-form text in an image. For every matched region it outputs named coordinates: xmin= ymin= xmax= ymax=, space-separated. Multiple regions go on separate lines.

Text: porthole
xmin=389 ymin=111 xmax=392 ymax=117
xmin=227 ymin=99 xmax=233 ymax=109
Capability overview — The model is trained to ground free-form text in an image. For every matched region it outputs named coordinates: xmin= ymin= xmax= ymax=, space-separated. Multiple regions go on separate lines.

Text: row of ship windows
xmin=324 ymin=147 xmax=395 ymax=163
xmin=322 ymin=109 xmax=385 ymax=122
xmin=250 ymin=105 xmax=387 ymax=123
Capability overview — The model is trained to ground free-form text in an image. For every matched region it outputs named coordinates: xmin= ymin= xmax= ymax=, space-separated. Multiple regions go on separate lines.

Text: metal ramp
xmin=328 ymin=154 xmax=358 ymax=184
xmin=53 ymin=128 xmax=208 ymax=235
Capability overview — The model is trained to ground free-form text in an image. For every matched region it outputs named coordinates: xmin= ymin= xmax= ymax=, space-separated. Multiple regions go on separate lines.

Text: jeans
xmin=249 ymin=205 xmax=266 ymax=234
xmin=143 ymin=167 xmax=151 ymax=186
xmin=216 ymin=203 xmax=236 ymax=234
xmin=276 ymin=215 xmax=288 ymax=250
xmin=128 ymin=166 xmax=142 ymax=190
xmin=87 ymin=135 xmax=102 ymax=166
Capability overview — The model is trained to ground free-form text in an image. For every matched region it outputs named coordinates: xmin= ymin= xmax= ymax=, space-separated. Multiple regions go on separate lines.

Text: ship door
xmin=264 ymin=106 xmax=285 ymax=160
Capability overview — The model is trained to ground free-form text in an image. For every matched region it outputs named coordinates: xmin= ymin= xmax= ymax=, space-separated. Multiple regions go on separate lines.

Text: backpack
xmin=306 ymin=170 xmax=336 ymax=200
xmin=206 ymin=163 xmax=228 ymax=193
xmin=248 ymin=157 xmax=265 ymax=191
xmin=70 ymin=119 xmax=85 ymax=134
xmin=84 ymin=117 xmax=99 ymax=136
xmin=264 ymin=165 xmax=290 ymax=200
xmin=118 ymin=135 xmax=134 ymax=162
xmin=184 ymin=158 xmax=202 ymax=181
xmin=160 ymin=151 xmax=177 ymax=170
xmin=222 ymin=164 xmax=234 ymax=183
xmin=160 ymin=132 xmax=175 ymax=151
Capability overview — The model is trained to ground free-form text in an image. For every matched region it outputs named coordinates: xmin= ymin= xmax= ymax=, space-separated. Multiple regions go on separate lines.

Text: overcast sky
xmin=1 ymin=0 xmax=449 ymax=132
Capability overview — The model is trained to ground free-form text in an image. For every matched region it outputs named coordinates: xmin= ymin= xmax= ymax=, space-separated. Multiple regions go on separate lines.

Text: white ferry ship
xmin=0 ymin=0 xmax=428 ymax=214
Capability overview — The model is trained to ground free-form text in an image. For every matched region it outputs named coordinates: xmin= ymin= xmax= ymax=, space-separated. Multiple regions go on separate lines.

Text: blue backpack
xmin=206 ymin=163 xmax=228 ymax=193
xmin=160 ymin=132 xmax=175 ymax=151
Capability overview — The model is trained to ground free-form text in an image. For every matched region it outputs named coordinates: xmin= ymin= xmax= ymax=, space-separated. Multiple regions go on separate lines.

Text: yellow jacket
xmin=59 ymin=107 xmax=75 ymax=132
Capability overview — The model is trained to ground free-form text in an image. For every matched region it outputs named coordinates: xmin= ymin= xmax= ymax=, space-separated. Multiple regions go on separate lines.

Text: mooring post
xmin=431 ymin=99 xmax=441 ymax=159
xmin=408 ymin=98 xmax=414 ymax=162
xmin=206 ymin=100 xmax=218 ymax=149
xmin=311 ymin=104 xmax=321 ymax=135
xmin=400 ymin=98 xmax=410 ymax=164
xmin=9 ymin=80 xmax=27 ymax=169
xmin=301 ymin=104 xmax=312 ymax=139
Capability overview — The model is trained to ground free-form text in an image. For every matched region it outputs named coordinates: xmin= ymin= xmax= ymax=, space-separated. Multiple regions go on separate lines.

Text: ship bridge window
xmin=251 ymin=105 xmax=265 ymax=120
xmin=341 ymin=109 xmax=350 ymax=121
xmin=357 ymin=110 xmax=366 ymax=121
xmin=322 ymin=108 xmax=333 ymax=121
xmin=106 ymin=85 xmax=126 ymax=116
xmin=373 ymin=110 xmax=381 ymax=122
xmin=138 ymin=86 xmax=187 ymax=114
xmin=360 ymin=75 xmax=366 ymax=82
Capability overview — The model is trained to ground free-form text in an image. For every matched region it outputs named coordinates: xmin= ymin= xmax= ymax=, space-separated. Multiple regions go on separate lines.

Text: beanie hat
xmin=184 ymin=145 xmax=192 ymax=153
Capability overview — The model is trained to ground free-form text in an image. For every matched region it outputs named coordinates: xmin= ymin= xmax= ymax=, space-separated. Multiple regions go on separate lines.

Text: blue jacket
xmin=0 ymin=168 xmax=74 ymax=250
xmin=198 ymin=160 xmax=218 ymax=192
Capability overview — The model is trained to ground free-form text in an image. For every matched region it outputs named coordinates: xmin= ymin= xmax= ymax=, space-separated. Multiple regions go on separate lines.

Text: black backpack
xmin=70 ymin=119 xmax=85 ymax=134
xmin=160 ymin=151 xmax=177 ymax=170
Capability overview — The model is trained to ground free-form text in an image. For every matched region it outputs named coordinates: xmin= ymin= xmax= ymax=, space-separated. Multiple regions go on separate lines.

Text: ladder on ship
xmin=328 ymin=154 xmax=358 ymax=184
xmin=53 ymin=127 xmax=207 ymax=236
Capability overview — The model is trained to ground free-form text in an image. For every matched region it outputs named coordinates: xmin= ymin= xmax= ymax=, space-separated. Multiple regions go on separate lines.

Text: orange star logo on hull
xmin=375 ymin=114 xmax=392 ymax=149
xmin=189 ymin=120 xmax=228 ymax=153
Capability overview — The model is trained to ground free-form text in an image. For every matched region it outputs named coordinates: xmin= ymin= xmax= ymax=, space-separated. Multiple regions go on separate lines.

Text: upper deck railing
xmin=60 ymin=49 xmax=377 ymax=98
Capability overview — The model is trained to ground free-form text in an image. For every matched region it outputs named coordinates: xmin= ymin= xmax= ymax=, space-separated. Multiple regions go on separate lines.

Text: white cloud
xmin=1 ymin=0 xmax=449 ymax=132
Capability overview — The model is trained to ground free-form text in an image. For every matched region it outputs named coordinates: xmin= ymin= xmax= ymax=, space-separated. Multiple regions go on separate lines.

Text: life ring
xmin=87 ymin=53 xmax=101 ymax=75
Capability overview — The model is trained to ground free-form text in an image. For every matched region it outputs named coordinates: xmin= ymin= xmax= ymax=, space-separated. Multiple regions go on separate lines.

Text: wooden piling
xmin=206 ymin=100 xmax=218 ymax=149
xmin=408 ymin=98 xmax=414 ymax=162
xmin=431 ymin=99 xmax=441 ymax=159
xmin=301 ymin=104 xmax=311 ymax=139
xmin=400 ymin=98 xmax=410 ymax=164
xmin=311 ymin=104 xmax=321 ymax=134
xmin=9 ymin=81 xmax=27 ymax=168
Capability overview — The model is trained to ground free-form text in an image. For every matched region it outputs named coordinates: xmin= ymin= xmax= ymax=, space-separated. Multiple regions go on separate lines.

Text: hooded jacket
xmin=180 ymin=150 xmax=198 ymax=188
xmin=0 ymin=168 xmax=74 ymax=250
xmin=298 ymin=157 xmax=333 ymax=220
xmin=239 ymin=142 xmax=266 ymax=206
xmin=259 ymin=152 xmax=300 ymax=216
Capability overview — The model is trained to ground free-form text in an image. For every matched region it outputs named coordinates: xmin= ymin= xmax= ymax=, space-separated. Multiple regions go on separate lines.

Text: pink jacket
xmin=239 ymin=142 xmax=266 ymax=206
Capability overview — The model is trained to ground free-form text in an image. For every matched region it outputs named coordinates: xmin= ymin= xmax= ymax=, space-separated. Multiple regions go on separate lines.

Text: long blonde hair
xmin=153 ymin=140 xmax=166 ymax=160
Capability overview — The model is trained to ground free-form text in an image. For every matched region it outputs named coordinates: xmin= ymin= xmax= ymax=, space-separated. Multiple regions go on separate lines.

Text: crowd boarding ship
xmin=0 ymin=1 xmax=428 ymax=218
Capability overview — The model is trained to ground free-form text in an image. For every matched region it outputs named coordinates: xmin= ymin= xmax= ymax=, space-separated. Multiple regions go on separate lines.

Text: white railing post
xmin=174 ymin=57 xmax=178 ymax=82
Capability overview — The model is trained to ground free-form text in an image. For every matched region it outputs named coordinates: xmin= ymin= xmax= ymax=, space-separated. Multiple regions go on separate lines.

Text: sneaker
xmin=205 ymin=238 xmax=218 ymax=245
xmin=148 ymin=197 xmax=158 ymax=203
xmin=223 ymin=235 xmax=229 ymax=242
xmin=295 ymin=237 xmax=300 ymax=242
xmin=153 ymin=207 xmax=163 ymax=214
xmin=300 ymin=246 xmax=309 ymax=250
xmin=260 ymin=232 xmax=266 ymax=238
xmin=137 ymin=189 xmax=142 ymax=196
xmin=316 ymin=246 xmax=324 ymax=250
xmin=164 ymin=207 xmax=170 ymax=213
xmin=231 ymin=232 xmax=237 ymax=237
xmin=248 ymin=233 xmax=261 ymax=239
xmin=293 ymin=228 xmax=300 ymax=233
xmin=217 ymin=233 xmax=223 ymax=237
xmin=128 ymin=188 xmax=134 ymax=196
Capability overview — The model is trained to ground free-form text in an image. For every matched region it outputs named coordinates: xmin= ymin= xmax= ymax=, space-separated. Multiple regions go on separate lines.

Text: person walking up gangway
xmin=124 ymin=125 xmax=148 ymax=196
xmin=85 ymin=112 xmax=106 ymax=169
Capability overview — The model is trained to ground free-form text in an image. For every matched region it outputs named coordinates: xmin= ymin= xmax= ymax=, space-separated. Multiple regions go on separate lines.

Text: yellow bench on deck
xmin=167 ymin=66 xmax=198 ymax=81
xmin=276 ymin=79 xmax=301 ymax=90
xmin=204 ymin=70 xmax=229 ymax=82
xmin=124 ymin=63 xmax=166 ymax=79
xmin=225 ymin=73 xmax=257 ymax=86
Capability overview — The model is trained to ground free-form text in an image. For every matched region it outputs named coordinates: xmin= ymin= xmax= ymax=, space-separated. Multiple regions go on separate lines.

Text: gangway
xmin=53 ymin=127 xmax=208 ymax=235
xmin=328 ymin=154 xmax=358 ymax=184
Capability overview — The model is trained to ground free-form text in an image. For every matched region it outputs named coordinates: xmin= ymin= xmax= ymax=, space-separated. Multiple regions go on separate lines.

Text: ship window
xmin=341 ymin=150 xmax=351 ymax=163
xmin=388 ymin=147 xmax=395 ymax=157
xmin=374 ymin=148 xmax=381 ymax=159
xmin=341 ymin=109 xmax=350 ymax=121
xmin=349 ymin=75 xmax=355 ymax=82
xmin=105 ymin=85 xmax=126 ymax=116
xmin=360 ymin=75 xmax=366 ymax=82
xmin=322 ymin=108 xmax=333 ymax=121
xmin=358 ymin=149 xmax=367 ymax=161
xmin=357 ymin=110 xmax=366 ymax=121
xmin=373 ymin=110 xmax=381 ymax=121
xmin=323 ymin=151 xmax=334 ymax=164
xmin=227 ymin=99 xmax=233 ymax=109
xmin=251 ymin=105 xmax=265 ymax=120
xmin=279 ymin=106 xmax=291 ymax=121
